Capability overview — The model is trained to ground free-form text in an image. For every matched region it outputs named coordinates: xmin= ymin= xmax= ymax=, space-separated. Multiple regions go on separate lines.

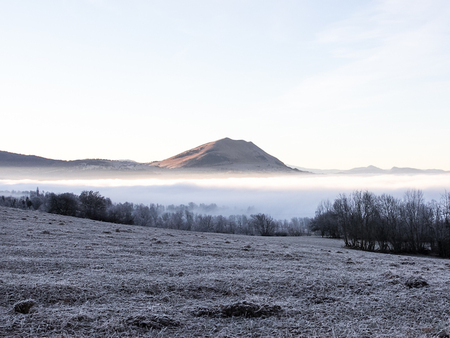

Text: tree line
xmin=311 ymin=190 xmax=450 ymax=258
xmin=0 ymin=189 xmax=311 ymax=237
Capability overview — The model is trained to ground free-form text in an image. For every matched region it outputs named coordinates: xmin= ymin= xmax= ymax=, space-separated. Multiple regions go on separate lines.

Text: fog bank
xmin=1 ymin=175 xmax=450 ymax=218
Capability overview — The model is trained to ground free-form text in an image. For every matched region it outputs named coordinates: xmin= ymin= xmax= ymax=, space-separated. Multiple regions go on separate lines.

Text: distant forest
xmin=311 ymin=190 xmax=450 ymax=258
xmin=0 ymin=189 xmax=311 ymax=237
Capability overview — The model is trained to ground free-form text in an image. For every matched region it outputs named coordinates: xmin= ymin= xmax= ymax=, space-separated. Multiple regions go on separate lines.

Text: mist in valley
xmin=2 ymin=174 xmax=450 ymax=219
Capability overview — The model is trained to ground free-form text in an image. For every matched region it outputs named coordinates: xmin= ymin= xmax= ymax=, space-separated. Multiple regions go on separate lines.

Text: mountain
xmin=288 ymin=164 xmax=449 ymax=175
xmin=3 ymin=142 xmax=446 ymax=178
xmin=340 ymin=165 xmax=386 ymax=175
xmin=338 ymin=165 xmax=448 ymax=175
xmin=0 ymin=150 xmax=144 ymax=169
xmin=0 ymin=150 xmax=153 ymax=180
xmin=0 ymin=139 xmax=304 ymax=178
xmin=0 ymin=150 xmax=62 ymax=167
xmin=149 ymin=138 xmax=301 ymax=172
xmin=388 ymin=167 xmax=447 ymax=175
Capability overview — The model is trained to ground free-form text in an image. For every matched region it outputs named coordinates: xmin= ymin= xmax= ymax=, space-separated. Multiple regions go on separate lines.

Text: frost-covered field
xmin=1 ymin=206 xmax=450 ymax=337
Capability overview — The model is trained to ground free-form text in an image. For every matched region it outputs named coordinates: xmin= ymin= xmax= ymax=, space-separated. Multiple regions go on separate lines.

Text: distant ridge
xmin=0 ymin=150 xmax=144 ymax=169
xmin=339 ymin=165 xmax=447 ymax=175
xmin=0 ymin=150 xmax=61 ymax=167
xmin=149 ymin=138 xmax=300 ymax=172
xmin=289 ymin=164 xmax=448 ymax=175
xmin=1 ymin=145 xmax=447 ymax=177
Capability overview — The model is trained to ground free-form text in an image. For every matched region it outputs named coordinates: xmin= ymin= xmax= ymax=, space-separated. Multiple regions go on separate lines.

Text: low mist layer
xmin=1 ymin=174 xmax=450 ymax=218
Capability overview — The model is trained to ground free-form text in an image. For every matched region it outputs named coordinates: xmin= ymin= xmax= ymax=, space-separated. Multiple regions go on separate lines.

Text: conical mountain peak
xmin=150 ymin=138 xmax=294 ymax=172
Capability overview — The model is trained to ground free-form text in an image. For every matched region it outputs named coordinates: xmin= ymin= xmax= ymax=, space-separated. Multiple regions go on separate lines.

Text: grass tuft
xmin=195 ymin=301 xmax=282 ymax=318
xmin=13 ymin=299 xmax=36 ymax=314
xmin=126 ymin=314 xmax=179 ymax=330
xmin=405 ymin=276 xmax=428 ymax=288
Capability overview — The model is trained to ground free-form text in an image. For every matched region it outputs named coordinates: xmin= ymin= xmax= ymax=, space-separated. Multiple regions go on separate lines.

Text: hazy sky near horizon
xmin=1 ymin=1 xmax=450 ymax=170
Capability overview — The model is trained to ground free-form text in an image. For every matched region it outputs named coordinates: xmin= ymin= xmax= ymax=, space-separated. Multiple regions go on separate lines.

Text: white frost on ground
xmin=1 ymin=206 xmax=450 ymax=337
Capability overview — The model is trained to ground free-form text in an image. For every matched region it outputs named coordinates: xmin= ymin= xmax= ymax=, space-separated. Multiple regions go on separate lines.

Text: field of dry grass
xmin=1 ymin=206 xmax=450 ymax=337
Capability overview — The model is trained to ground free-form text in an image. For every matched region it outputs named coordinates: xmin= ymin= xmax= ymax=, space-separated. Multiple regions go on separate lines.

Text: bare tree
xmin=311 ymin=200 xmax=339 ymax=238
xmin=47 ymin=192 xmax=79 ymax=216
xmin=378 ymin=194 xmax=403 ymax=252
xmin=401 ymin=190 xmax=433 ymax=253
xmin=250 ymin=213 xmax=277 ymax=236
xmin=79 ymin=191 xmax=107 ymax=220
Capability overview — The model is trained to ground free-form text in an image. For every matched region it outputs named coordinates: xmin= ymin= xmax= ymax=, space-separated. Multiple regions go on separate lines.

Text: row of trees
xmin=0 ymin=190 xmax=311 ymax=237
xmin=311 ymin=190 xmax=450 ymax=257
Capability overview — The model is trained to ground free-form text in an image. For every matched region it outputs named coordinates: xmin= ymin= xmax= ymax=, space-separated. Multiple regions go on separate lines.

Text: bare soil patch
xmin=1 ymin=206 xmax=450 ymax=337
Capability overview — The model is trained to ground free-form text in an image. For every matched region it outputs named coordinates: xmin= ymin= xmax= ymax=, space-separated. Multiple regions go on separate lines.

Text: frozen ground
xmin=1 ymin=206 xmax=450 ymax=337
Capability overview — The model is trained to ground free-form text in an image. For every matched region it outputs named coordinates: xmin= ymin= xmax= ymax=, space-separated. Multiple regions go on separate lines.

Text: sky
xmin=1 ymin=0 xmax=450 ymax=170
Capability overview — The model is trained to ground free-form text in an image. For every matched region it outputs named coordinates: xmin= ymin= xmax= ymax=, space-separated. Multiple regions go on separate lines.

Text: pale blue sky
xmin=1 ymin=0 xmax=449 ymax=169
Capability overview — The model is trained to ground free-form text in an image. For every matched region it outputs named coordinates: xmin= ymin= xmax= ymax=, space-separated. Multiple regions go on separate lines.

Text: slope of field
xmin=1 ymin=206 xmax=450 ymax=337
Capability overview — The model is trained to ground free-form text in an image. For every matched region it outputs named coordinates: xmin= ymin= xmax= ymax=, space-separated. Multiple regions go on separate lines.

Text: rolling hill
xmin=0 ymin=150 xmax=62 ymax=167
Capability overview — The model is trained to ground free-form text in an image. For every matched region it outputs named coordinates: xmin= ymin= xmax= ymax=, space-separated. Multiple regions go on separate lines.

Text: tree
xmin=79 ymin=191 xmax=107 ymax=221
xmin=47 ymin=193 xmax=79 ymax=216
xmin=353 ymin=191 xmax=379 ymax=251
xmin=148 ymin=203 xmax=162 ymax=227
xmin=311 ymin=200 xmax=340 ymax=238
xmin=250 ymin=213 xmax=277 ymax=236
xmin=311 ymin=210 xmax=339 ymax=238
xmin=401 ymin=190 xmax=433 ymax=253
xmin=169 ymin=211 xmax=184 ymax=230
xmin=132 ymin=204 xmax=152 ymax=226
xmin=429 ymin=193 xmax=450 ymax=257
xmin=195 ymin=214 xmax=213 ymax=232
xmin=107 ymin=202 xmax=134 ymax=224
xmin=214 ymin=215 xmax=228 ymax=233
xmin=184 ymin=210 xmax=194 ymax=231
xmin=378 ymin=194 xmax=403 ymax=252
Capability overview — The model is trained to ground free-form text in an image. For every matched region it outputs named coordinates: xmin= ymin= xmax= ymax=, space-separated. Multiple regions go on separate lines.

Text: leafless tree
xmin=250 ymin=213 xmax=277 ymax=236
